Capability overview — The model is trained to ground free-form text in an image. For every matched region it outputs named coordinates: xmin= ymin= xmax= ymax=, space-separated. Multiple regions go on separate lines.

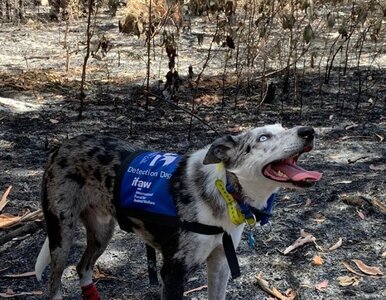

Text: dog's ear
xmin=203 ymin=135 xmax=237 ymax=165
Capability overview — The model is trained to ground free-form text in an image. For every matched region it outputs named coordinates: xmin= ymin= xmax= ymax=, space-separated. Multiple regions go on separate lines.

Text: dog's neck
xmin=230 ymin=172 xmax=279 ymax=210
xmin=188 ymin=150 xmax=278 ymax=230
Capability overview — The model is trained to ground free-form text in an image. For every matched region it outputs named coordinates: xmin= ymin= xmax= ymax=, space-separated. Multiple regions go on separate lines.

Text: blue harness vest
xmin=116 ymin=150 xmax=181 ymax=225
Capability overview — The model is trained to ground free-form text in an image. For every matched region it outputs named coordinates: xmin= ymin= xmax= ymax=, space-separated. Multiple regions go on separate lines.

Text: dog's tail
xmin=35 ymin=237 xmax=51 ymax=281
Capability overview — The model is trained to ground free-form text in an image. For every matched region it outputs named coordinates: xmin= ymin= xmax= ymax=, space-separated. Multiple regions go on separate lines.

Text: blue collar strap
xmin=225 ymin=174 xmax=275 ymax=226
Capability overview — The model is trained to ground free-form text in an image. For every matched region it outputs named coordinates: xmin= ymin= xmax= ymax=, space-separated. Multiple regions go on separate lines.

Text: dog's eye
xmin=258 ymin=135 xmax=270 ymax=142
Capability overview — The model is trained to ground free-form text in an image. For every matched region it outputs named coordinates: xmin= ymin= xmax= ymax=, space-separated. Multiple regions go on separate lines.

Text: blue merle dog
xmin=35 ymin=124 xmax=321 ymax=300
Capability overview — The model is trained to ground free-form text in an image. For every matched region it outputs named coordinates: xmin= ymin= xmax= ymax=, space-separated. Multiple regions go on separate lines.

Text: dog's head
xmin=203 ymin=124 xmax=322 ymax=189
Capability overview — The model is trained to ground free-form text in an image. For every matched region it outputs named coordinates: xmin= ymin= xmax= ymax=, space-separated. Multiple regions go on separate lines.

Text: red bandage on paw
xmin=81 ymin=283 xmax=101 ymax=300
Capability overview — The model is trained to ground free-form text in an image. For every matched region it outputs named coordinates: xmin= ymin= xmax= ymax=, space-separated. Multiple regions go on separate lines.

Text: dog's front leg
xmin=160 ymin=259 xmax=187 ymax=300
xmin=207 ymin=226 xmax=244 ymax=300
xmin=206 ymin=245 xmax=230 ymax=300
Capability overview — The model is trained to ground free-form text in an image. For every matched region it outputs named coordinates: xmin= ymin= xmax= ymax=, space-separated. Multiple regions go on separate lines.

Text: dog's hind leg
xmin=41 ymin=176 xmax=77 ymax=300
xmin=206 ymin=245 xmax=230 ymax=300
xmin=76 ymin=206 xmax=115 ymax=299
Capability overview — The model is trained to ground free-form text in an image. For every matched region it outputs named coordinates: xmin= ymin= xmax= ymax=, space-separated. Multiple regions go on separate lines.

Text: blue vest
xmin=114 ymin=151 xmax=182 ymax=226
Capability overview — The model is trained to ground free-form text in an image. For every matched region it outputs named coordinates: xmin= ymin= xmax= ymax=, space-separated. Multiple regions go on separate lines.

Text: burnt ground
xmin=1 ymin=6 xmax=386 ymax=300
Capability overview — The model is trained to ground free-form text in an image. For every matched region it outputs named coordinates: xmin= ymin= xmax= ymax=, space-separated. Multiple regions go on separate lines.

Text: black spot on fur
xmin=93 ymin=169 xmax=102 ymax=181
xmin=87 ymin=147 xmax=100 ymax=158
xmin=66 ymin=172 xmax=86 ymax=187
xmin=170 ymin=158 xmax=192 ymax=205
xmin=41 ymin=179 xmax=62 ymax=250
xmin=191 ymin=162 xmax=224 ymax=218
xmin=97 ymin=153 xmax=114 ymax=165
xmin=57 ymin=157 xmax=68 ymax=168
xmin=246 ymin=145 xmax=251 ymax=153
xmin=102 ymin=138 xmax=118 ymax=151
xmin=119 ymin=150 xmax=129 ymax=162
xmin=105 ymin=176 xmax=113 ymax=190
xmin=60 ymin=212 xmax=65 ymax=221
xmin=113 ymin=164 xmax=121 ymax=175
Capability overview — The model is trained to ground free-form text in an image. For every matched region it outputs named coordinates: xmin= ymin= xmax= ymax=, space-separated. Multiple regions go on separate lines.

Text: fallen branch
xmin=0 ymin=289 xmax=43 ymax=298
xmin=283 ymin=229 xmax=316 ymax=255
xmin=0 ymin=221 xmax=42 ymax=245
xmin=360 ymin=195 xmax=386 ymax=214
xmin=1 ymin=271 xmax=36 ymax=278
xmin=0 ymin=209 xmax=43 ymax=229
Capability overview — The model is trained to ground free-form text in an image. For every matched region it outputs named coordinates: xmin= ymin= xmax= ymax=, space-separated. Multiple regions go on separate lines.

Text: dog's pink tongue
xmin=276 ymin=162 xmax=322 ymax=182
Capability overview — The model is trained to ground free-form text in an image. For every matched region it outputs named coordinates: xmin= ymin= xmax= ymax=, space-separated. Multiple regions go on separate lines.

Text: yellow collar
xmin=215 ymin=163 xmax=256 ymax=226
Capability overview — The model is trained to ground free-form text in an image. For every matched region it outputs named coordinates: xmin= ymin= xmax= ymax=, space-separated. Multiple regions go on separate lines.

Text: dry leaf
xmin=314 ymin=280 xmax=328 ymax=291
xmin=338 ymin=276 xmax=360 ymax=286
xmin=1 ymin=271 xmax=36 ymax=278
xmin=342 ymin=261 xmax=364 ymax=277
xmin=312 ymin=213 xmax=326 ymax=224
xmin=375 ymin=133 xmax=384 ymax=142
xmin=357 ymin=211 xmax=365 ymax=220
xmin=352 ymin=259 xmax=383 ymax=276
xmin=93 ymin=267 xmax=118 ymax=281
xmin=285 ymin=289 xmax=297 ymax=298
xmin=256 ymin=274 xmax=296 ymax=300
xmin=0 ymin=186 xmax=12 ymax=212
xmin=328 ymin=238 xmax=343 ymax=251
xmin=49 ymin=119 xmax=59 ymax=124
xmin=312 ymin=255 xmax=324 ymax=266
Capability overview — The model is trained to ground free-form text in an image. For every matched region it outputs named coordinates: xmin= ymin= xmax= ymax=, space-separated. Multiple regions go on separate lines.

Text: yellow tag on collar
xmin=215 ymin=179 xmax=245 ymax=225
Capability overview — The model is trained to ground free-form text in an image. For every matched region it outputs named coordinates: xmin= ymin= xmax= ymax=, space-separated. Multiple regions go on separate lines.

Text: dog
xmin=35 ymin=124 xmax=322 ymax=300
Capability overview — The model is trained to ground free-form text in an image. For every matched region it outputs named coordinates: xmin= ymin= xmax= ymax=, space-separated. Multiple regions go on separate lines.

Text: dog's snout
xmin=298 ymin=126 xmax=315 ymax=140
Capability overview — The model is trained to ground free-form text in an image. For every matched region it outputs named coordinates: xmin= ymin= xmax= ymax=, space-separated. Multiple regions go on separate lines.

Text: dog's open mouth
xmin=263 ymin=149 xmax=322 ymax=187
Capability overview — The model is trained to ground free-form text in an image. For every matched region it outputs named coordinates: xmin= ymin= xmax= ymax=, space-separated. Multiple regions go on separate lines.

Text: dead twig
xmin=149 ymin=92 xmax=220 ymax=137
xmin=283 ymin=229 xmax=316 ymax=255
xmin=183 ymin=285 xmax=207 ymax=296
xmin=0 ymin=221 xmax=42 ymax=245
xmin=0 ymin=186 xmax=12 ymax=212
xmin=348 ymin=156 xmax=368 ymax=164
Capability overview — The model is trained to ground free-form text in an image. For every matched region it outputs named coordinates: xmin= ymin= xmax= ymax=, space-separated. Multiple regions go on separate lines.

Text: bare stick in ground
xmin=78 ymin=0 xmax=95 ymax=120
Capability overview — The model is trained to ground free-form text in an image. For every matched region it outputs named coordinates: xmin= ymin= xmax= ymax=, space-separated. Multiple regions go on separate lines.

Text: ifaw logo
xmin=148 ymin=153 xmax=179 ymax=167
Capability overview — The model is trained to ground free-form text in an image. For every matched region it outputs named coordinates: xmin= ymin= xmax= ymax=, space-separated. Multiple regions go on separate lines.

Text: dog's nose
xmin=298 ymin=126 xmax=315 ymax=140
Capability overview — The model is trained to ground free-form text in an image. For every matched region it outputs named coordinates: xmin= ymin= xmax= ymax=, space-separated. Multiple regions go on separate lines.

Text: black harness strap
xmin=180 ymin=221 xmax=224 ymax=235
xmin=222 ymin=233 xmax=241 ymax=279
xmin=144 ymin=221 xmax=241 ymax=285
